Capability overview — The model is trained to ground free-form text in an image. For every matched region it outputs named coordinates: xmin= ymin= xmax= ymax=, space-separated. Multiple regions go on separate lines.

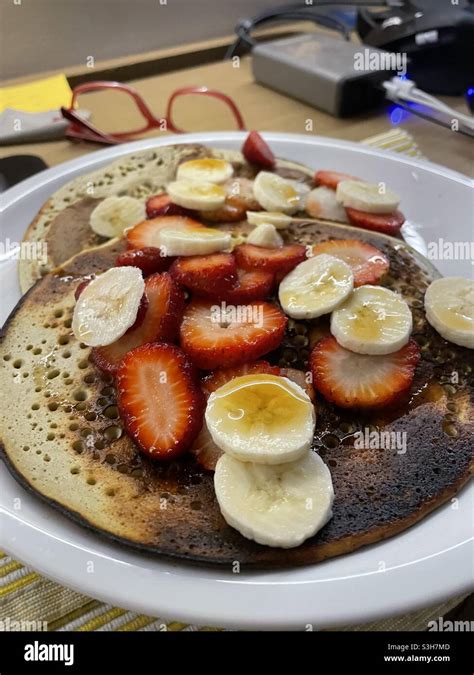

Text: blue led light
xmin=389 ymin=106 xmax=405 ymax=125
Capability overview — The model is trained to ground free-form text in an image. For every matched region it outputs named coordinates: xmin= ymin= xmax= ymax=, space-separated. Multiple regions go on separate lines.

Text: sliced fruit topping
xmin=206 ymin=374 xmax=315 ymax=464
xmin=125 ymin=293 xmax=149 ymax=334
xmin=247 ymin=222 xmax=283 ymax=248
xmin=116 ymin=246 xmax=174 ymax=276
xmin=279 ymin=254 xmax=353 ymax=320
xmin=311 ymin=239 xmax=390 ymax=287
xmin=330 ymin=285 xmax=412 ymax=355
xmin=191 ymin=361 xmax=280 ymax=472
xmin=89 ymin=196 xmax=146 ymax=238
xmin=180 ymin=299 xmax=287 ymax=369
xmin=214 ymin=451 xmax=334 ymax=548
xmin=337 ymin=180 xmax=400 ymax=214
xmin=72 ymin=267 xmax=145 ymax=347
xmin=177 ymin=158 xmax=233 ymax=184
xmin=74 ymin=278 xmax=93 ymax=301
xmin=190 ymin=426 xmax=223 ymax=472
xmin=279 ymin=367 xmax=315 ymax=402
xmin=314 ymin=170 xmax=361 ymax=190
xmin=159 ymin=225 xmax=231 ymax=256
xmin=206 ymin=268 xmax=275 ymax=304
xmin=310 ymin=335 xmax=420 ymax=409
xmin=92 ymin=272 xmax=184 ymax=374
xmin=242 ymin=130 xmax=275 ymax=169
xmin=170 ymin=253 xmax=238 ymax=294
xmin=424 ymin=277 xmax=474 ymax=349
xmin=202 ymin=360 xmax=280 ymax=397
xmin=234 ymin=242 xmax=306 ymax=275
xmin=202 ymin=178 xmax=261 ymax=223
xmin=167 ymin=179 xmax=226 ymax=211
xmin=146 ymin=193 xmax=194 ymax=219
xmin=306 ymin=186 xmax=348 ymax=222
xmin=117 ymin=343 xmax=204 ymax=460
xmin=126 ymin=215 xmax=204 ymax=249
xmin=345 ymin=207 xmax=405 ymax=236
xmin=246 ymin=210 xmax=292 ymax=229
xmin=253 ymin=171 xmax=302 ymax=214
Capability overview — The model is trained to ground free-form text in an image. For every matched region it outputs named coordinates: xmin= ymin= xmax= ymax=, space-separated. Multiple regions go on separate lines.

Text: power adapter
xmin=252 ymin=33 xmax=400 ymax=117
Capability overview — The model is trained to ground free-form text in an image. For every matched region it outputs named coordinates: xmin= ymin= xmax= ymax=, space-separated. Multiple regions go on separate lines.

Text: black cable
xmin=225 ymin=1 xmax=389 ymax=59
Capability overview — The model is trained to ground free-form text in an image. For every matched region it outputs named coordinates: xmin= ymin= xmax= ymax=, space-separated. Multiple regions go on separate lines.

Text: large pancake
xmin=19 ymin=144 xmax=314 ymax=293
xmin=2 ymin=222 xmax=473 ymax=566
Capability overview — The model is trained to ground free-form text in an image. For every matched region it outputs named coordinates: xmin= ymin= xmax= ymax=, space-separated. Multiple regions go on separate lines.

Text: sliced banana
xmin=167 ymin=179 xmax=226 ymax=211
xmin=306 ymin=186 xmax=349 ymax=222
xmin=425 ymin=277 xmax=474 ymax=349
xmin=176 ymin=158 xmax=233 ymax=184
xmin=247 ymin=222 xmax=283 ymax=248
xmin=214 ymin=451 xmax=334 ymax=548
xmin=159 ymin=225 xmax=231 ymax=256
xmin=336 ymin=180 xmax=400 ymax=214
xmin=246 ymin=210 xmax=292 ymax=229
xmin=331 ymin=285 xmax=412 ymax=355
xmin=205 ymin=374 xmax=316 ymax=465
xmin=253 ymin=171 xmax=302 ymax=215
xmin=279 ymin=254 xmax=353 ymax=320
xmin=90 ymin=196 xmax=146 ymax=238
xmin=72 ymin=267 xmax=144 ymax=347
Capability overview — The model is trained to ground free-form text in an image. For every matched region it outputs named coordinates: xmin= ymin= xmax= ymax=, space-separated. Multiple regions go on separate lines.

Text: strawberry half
xmin=345 ymin=208 xmax=405 ymax=236
xmin=234 ymin=243 xmax=307 ymax=276
xmin=170 ymin=253 xmax=238 ymax=294
xmin=117 ymin=343 xmax=204 ymax=460
xmin=242 ymin=131 xmax=275 ymax=169
xmin=311 ymin=239 xmax=390 ymax=287
xmin=310 ymin=336 xmax=420 ymax=409
xmin=180 ymin=299 xmax=287 ymax=369
xmin=189 ymin=425 xmax=223 ymax=472
xmin=197 ymin=268 xmax=274 ymax=303
xmin=92 ymin=272 xmax=184 ymax=374
xmin=146 ymin=193 xmax=194 ymax=219
xmin=202 ymin=360 xmax=280 ymax=397
xmin=314 ymin=170 xmax=361 ymax=190
xmin=126 ymin=215 xmax=204 ymax=249
xmin=116 ymin=247 xmax=174 ymax=276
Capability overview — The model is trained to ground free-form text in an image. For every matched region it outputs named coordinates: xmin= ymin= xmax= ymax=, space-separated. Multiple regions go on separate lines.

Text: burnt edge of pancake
xmin=1 ymin=224 xmax=473 ymax=567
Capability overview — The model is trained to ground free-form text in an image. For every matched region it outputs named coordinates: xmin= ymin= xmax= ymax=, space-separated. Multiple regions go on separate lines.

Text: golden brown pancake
xmin=2 ymin=222 xmax=473 ymax=566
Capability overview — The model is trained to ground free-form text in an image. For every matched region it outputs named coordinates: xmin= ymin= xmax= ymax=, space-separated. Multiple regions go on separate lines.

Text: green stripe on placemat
xmin=1 ymin=129 xmax=464 ymax=632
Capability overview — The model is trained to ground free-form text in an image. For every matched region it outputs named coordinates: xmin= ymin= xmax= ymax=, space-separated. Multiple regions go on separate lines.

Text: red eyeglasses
xmin=61 ymin=81 xmax=247 ymax=144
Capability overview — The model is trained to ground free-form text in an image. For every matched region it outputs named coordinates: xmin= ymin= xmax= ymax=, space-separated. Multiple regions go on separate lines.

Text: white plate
xmin=0 ymin=133 xmax=472 ymax=630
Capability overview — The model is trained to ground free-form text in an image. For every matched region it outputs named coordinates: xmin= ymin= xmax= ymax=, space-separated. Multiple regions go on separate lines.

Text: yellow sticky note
xmin=0 ymin=74 xmax=72 ymax=113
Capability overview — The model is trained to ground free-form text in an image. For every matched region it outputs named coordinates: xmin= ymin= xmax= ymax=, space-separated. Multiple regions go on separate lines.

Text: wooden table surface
xmin=1 ymin=57 xmax=472 ymax=176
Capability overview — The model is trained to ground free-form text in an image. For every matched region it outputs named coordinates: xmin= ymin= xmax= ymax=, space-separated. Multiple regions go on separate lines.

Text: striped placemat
xmin=1 ymin=128 xmax=465 ymax=632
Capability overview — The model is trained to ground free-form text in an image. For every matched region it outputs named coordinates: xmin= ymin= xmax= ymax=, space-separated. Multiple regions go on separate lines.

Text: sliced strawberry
xmin=190 ymin=425 xmax=223 ymax=472
xmin=74 ymin=279 xmax=92 ymax=301
xmin=234 ymin=243 xmax=307 ymax=276
xmin=146 ymin=193 xmax=194 ymax=219
xmin=170 ymin=253 xmax=238 ymax=294
xmin=200 ymin=202 xmax=246 ymax=223
xmin=180 ymin=299 xmax=287 ymax=369
xmin=345 ymin=208 xmax=405 ymax=236
xmin=116 ymin=247 xmax=174 ymax=276
xmin=311 ymin=239 xmax=390 ymax=287
xmin=202 ymin=360 xmax=280 ymax=397
xmin=92 ymin=272 xmax=184 ymax=374
xmin=117 ymin=343 xmax=204 ymax=460
xmin=125 ymin=293 xmax=149 ymax=334
xmin=280 ymin=367 xmax=315 ymax=402
xmin=310 ymin=336 xmax=420 ymax=409
xmin=198 ymin=268 xmax=274 ymax=303
xmin=126 ymin=215 xmax=204 ymax=249
xmin=242 ymin=131 xmax=275 ymax=169
xmin=314 ymin=171 xmax=361 ymax=190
